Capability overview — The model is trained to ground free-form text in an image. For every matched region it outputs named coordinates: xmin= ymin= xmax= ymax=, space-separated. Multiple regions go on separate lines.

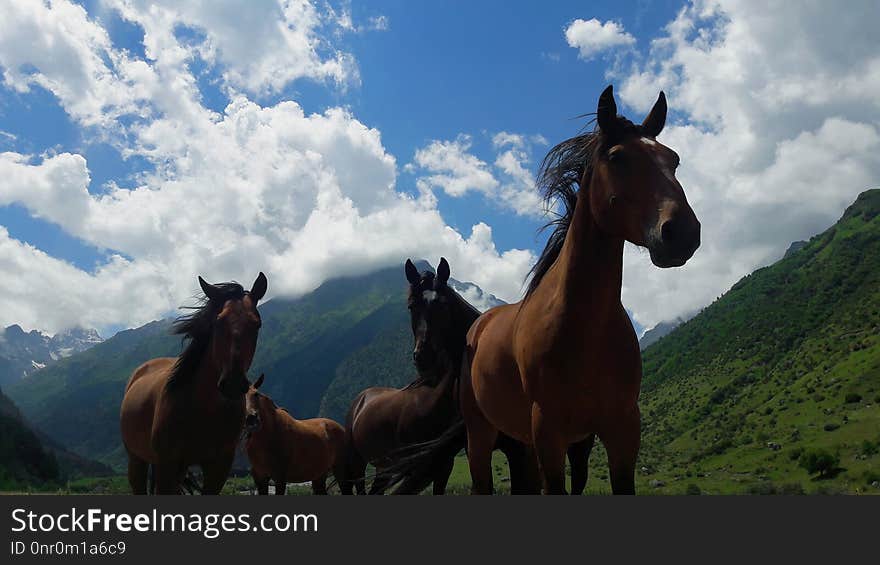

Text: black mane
xmin=166 ymin=282 xmax=247 ymax=390
xmin=525 ymin=115 xmax=641 ymax=298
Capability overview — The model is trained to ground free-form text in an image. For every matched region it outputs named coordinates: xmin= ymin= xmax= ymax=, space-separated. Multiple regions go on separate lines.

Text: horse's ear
xmin=641 ymin=91 xmax=667 ymax=138
xmin=405 ymin=259 xmax=420 ymax=285
xmin=437 ymin=257 xmax=450 ymax=284
xmin=254 ymin=373 xmax=264 ymax=390
xmin=250 ymin=272 xmax=267 ymax=302
xmin=198 ymin=276 xmax=224 ymax=303
xmin=596 ymin=85 xmax=620 ymax=138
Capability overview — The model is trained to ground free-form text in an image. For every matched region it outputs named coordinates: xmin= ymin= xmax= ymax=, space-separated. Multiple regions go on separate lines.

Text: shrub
xmin=844 ymin=393 xmax=862 ymax=404
xmin=823 ymin=422 xmax=840 ymax=432
xmin=685 ymin=483 xmax=701 ymax=495
xmin=798 ymin=448 xmax=839 ymax=477
xmin=788 ymin=446 xmax=804 ymax=461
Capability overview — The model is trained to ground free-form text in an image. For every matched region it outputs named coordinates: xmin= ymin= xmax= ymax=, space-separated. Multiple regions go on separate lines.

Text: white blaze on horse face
xmin=643 ymin=140 xmax=677 ymax=184
xmin=422 ymin=290 xmax=438 ymax=302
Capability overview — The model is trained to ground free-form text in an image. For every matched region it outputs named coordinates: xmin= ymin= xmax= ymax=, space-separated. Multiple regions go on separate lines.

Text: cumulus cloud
xmin=602 ymin=0 xmax=880 ymax=329
xmin=107 ymin=0 xmax=358 ymax=97
xmin=565 ymin=18 xmax=635 ymax=60
xmin=0 ymin=0 xmax=533 ymax=333
xmin=411 ymin=132 xmax=545 ymax=217
xmin=412 ymin=136 xmax=498 ymax=198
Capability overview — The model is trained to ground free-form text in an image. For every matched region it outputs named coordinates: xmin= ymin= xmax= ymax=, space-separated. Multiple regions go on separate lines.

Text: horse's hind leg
xmin=311 ymin=475 xmax=328 ymax=495
xmin=568 ymin=434 xmax=596 ymax=495
xmin=342 ymin=450 xmax=367 ymax=495
xmin=127 ymin=452 xmax=149 ymax=495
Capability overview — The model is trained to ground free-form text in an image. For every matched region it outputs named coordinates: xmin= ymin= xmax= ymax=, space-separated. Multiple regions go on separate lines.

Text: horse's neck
xmin=554 ymin=190 xmax=624 ymax=316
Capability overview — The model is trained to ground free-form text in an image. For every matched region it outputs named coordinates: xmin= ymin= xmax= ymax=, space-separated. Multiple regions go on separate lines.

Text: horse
xmin=391 ymin=86 xmax=699 ymax=494
xmin=361 ymin=260 xmax=595 ymax=494
xmin=339 ymin=258 xmax=474 ymax=495
xmin=244 ymin=373 xmax=345 ymax=495
xmin=120 ymin=273 xmax=267 ymax=494
xmin=462 ymin=85 xmax=700 ymax=494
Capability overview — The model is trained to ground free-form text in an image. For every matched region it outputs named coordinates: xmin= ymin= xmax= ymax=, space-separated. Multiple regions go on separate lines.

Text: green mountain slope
xmin=634 ymin=189 xmax=880 ymax=493
xmin=0 ymin=387 xmax=59 ymax=489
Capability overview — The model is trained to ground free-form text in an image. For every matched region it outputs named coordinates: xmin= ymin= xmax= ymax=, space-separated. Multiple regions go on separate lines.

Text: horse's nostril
xmin=660 ymin=219 xmax=681 ymax=244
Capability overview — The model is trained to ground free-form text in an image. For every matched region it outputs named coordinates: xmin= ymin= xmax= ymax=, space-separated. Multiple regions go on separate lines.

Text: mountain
xmin=0 ymin=325 xmax=103 ymax=388
xmin=635 ymin=189 xmax=880 ymax=493
xmin=639 ymin=318 xmax=686 ymax=351
xmin=7 ymin=261 xmax=497 ymax=470
xmin=0 ymin=385 xmax=112 ymax=490
xmin=0 ymin=387 xmax=59 ymax=489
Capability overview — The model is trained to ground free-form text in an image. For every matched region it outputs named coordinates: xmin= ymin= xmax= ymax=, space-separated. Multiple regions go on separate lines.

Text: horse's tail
xmin=331 ymin=391 xmax=368 ymax=494
xmin=378 ymin=417 xmax=467 ymax=495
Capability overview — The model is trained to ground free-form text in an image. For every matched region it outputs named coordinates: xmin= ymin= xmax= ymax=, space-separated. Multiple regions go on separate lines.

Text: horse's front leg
xmin=602 ymin=408 xmax=640 ymax=495
xmin=531 ymin=403 xmax=567 ymax=495
xmin=568 ymin=434 xmax=596 ymax=495
xmin=431 ymin=456 xmax=456 ymax=495
xmin=154 ymin=461 xmax=184 ymax=495
xmin=201 ymin=453 xmax=235 ymax=495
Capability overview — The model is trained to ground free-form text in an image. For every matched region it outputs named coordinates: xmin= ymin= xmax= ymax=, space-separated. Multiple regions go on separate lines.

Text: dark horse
xmin=395 ymin=86 xmax=700 ymax=494
xmin=245 ymin=374 xmax=345 ymax=495
xmin=339 ymin=259 xmax=473 ymax=494
xmin=120 ymin=273 xmax=267 ymax=494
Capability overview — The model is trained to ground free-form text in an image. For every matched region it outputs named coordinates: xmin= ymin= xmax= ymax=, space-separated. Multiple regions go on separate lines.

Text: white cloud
xmin=604 ymin=0 xmax=880 ymax=329
xmin=0 ymin=0 xmax=150 ymax=128
xmin=106 ymin=0 xmax=358 ymax=97
xmin=412 ymin=136 xmax=499 ymax=198
xmin=0 ymin=0 xmax=534 ymax=334
xmin=565 ymin=18 xmax=635 ymax=60
xmin=411 ymin=132 xmax=545 ymax=217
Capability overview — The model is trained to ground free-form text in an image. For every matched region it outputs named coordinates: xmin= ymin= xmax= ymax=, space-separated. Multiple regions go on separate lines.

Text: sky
xmin=0 ymin=0 xmax=878 ymax=337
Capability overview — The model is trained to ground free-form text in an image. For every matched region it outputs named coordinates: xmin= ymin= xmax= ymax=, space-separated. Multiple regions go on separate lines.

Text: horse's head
xmin=405 ymin=258 xmax=457 ymax=380
xmin=244 ymin=373 xmax=268 ymax=435
xmin=199 ymin=272 xmax=267 ymax=399
xmin=588 ymin=85 xmax=700 ymax=267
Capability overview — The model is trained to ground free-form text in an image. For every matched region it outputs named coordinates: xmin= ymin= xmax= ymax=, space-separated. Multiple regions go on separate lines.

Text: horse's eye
xmin=608 ymin=148 xmax=624 ymax=163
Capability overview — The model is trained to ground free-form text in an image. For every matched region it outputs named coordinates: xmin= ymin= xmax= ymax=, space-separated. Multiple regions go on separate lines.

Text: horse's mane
xmin=166 ymin=281 xmax=247 ymax=390
xmin=525 ymin=115 xmax=641 ymax=298
xmin=403 ymin=271 xmax=480 ymax=390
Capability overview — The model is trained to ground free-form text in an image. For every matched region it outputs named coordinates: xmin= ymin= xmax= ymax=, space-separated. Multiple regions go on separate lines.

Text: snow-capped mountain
xmin=0 ymin=325 xmax=103 ymax=387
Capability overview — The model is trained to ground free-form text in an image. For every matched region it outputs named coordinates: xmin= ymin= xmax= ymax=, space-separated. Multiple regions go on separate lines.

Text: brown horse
xmin=120 ymin=273 xmax=267 ymax=494
xmin=363 ymin=260 xmax=592 ymax=494
xmin=245 ymin=373 xmax=345 ymax=495
xmin=462 ymin=85 xmax=700 ymax=494
xmin=339 ymin=259 xmax=474 ymax=495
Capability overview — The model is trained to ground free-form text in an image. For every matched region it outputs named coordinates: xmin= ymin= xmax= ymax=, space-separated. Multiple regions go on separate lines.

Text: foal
xmin=245 ymin=374 xmax=345 ymax=495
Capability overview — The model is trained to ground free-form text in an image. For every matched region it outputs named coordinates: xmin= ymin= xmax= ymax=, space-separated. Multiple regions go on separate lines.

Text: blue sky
xmin=2 ymin=0 xmax=681 ymax=265
xmin=1 ymin=1 xmax=878 ymax=335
